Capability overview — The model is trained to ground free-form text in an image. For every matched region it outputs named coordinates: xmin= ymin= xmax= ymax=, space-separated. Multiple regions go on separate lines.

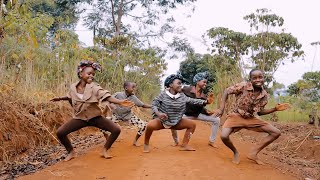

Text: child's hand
xmin=206 ymin=93 xmax=214 ymax=104
xmin=50 ymin=97 xmax=60 ymax=102
xmin=206 ymin=110 xmax=214 ymax=115
xmin=212 ymin=109 xmax=223 ymax=117
xmin=275 ymin=103 xmax=291 ymax=111
xmin=156 ymin=112 xmax=168 ymax=120
xmin=119 ymin=99 xmax=135 ymax=107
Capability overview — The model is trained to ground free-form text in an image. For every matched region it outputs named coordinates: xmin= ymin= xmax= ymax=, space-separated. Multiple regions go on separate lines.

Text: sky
xmin=76 ymin=0 xmax=320 ymax=88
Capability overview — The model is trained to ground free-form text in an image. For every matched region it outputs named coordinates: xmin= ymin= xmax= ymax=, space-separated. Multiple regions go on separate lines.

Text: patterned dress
xmin=223 ymin=82 xmax=270 ymax=129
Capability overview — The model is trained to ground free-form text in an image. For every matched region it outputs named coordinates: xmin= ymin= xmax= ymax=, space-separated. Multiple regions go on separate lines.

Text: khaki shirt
xmin=226 ymin=82 xmax=268 ymax=118
xmin=67 ymin=81 xmax=111 ymax=121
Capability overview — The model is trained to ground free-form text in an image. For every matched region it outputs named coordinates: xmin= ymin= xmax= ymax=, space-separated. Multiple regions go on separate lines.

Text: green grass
xmin=274 ymin=111 xmax=309 ymax=122
xmin=264 ymin=98 xmax=310 ymax=123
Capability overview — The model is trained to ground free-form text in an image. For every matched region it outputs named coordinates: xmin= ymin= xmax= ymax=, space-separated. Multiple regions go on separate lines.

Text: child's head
xmin=124 ymin=81 xmax=136 ymax=95
xmin=193 ymin=72 xmax=209 ymax=90
xmin=249 ymin=69 xmax=264 ymax=88
xmin=164 ymin=74 xmax=184 ymax=93
xmin=77 ymin=60 xmax=101 ymax=83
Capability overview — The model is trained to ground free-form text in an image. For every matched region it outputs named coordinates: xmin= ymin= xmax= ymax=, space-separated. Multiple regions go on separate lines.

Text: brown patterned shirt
xmin=226 ymin=82 xmax=268 ymax=118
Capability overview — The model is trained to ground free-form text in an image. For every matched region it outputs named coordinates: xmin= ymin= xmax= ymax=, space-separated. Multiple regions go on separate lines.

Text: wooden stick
xmin=295 ymin=130 xmax=313 ymax=151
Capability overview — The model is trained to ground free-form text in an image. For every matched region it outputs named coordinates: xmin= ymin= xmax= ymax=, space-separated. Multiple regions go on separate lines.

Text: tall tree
xmin=206 ymin=27 xmax=250 ymax=77
xmin=30 ymin=0 xmax=90 ymax=34
xmin=287 ymin=71 xmax=320 ymax=101
xmin=83 ymin=0 xmax=196 ymax=45
xmin=179 ymin=53 xmax=239 ymax=95
xmin=244 ymin=8 xmax=304 ymax=85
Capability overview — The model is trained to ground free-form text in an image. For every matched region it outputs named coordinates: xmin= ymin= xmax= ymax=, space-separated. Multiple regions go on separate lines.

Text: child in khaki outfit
xmin=51 ymin=60 xmax=134 ymax=161
xmin=213 ymin=69 xmax=290 ymax=165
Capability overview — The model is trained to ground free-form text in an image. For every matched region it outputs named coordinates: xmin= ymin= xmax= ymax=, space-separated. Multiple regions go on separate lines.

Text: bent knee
xmin=220 ymin=131 xmax=230 ymax=141
xmin=213 ymin=117 xmax=221 ymax=124
xmin=190 ymin=121 xmax=196 ymax=129
xmin=220 ymin=134 xmax=229 ymax=141
xmin=139 ymin=125 xmax=147 ymax=133
xmin=273 ymin=129 xmax=281 ymax=138
xmin=56 ymin=129 xmax=66 ymax=138
xmin=111 ymin=126 xmax=121 ymax=135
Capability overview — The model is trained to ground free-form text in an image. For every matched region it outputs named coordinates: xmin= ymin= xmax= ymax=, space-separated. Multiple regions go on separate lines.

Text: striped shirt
xmin=152 ymin=90 xmax=207 ymax=126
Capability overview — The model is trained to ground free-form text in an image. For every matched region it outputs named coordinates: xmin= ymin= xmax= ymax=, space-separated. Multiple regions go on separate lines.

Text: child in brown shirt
xmin=213 ymin=69 xmax=290 ymax=165
xmin=51 ymin=60 xmax=134 ymax=161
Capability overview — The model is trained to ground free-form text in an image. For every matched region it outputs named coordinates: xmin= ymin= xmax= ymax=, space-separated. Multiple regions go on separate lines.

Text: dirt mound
xmin=234 ymin=122 xmax=320 ymax=179
xmin=0 ymin=87 xmax=74 ymax=163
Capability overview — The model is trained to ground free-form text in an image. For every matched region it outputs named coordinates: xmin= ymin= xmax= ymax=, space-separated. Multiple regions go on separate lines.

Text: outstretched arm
xmin=186 ymin=94 xmax=208 ymax=105
xmin=142 ymin=104 xmax=152 ymax=108
xmin=50 ymin=96 xmax=70 ymax=101
xmin=212 ymin=90 xmax=229 ymax=117
xmin=258 ymin=103 xmax=291 ymax=116
xmin=105 ymin=96 xmax=134 ymax=107
xmin=257 ymin=108 xmax=276 ymax=116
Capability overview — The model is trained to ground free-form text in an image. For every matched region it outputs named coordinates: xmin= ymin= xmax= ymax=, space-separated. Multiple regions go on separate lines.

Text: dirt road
xmin=19 ymin=122 xmax=296 ymax=180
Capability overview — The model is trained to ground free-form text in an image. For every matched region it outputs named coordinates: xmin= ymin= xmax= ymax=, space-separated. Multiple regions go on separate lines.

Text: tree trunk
xmin=0 ymin=0 xmax=3 ymax=20
xmin=115 ymin=0 xmax=124 ymax=36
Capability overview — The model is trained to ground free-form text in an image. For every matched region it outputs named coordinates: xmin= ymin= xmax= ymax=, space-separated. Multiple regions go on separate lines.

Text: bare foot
xmin=179 ymin=145 xmax=196 ymax=151
xmin=171 ymin=141 xmax=179 ymax=147
xmin=143 ymin=144 xmax=150 ymax=153
xmin=247 ymin=153 xmax=264 ymax=165
xmin=232 ymin=152 xmax=240 ymax=164
xmin=101 ymin=148 xmax=113 ymax=159
xmin=64 ymin=150 xmax=76 ymax=161
xmin=208 ymin=142 xmax=218 ymax=148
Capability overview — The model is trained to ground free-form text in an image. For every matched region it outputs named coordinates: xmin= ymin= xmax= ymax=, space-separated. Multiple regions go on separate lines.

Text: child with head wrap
xmin=51 ymin=60 xmax=134 ymax=161
xmin=143 ymin=74 xmax=214 ymax=153
xmin=170 ymin=71 xmax=221 ymax=148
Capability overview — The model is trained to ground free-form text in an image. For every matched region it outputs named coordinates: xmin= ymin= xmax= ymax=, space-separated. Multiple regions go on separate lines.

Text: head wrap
xmin=164 ymin=74 xmax=185 ymax=88
xmin=77 ymin=60 xmax=101 ymax=78
xmin=193 ymin=71 xmax=209 ymax=84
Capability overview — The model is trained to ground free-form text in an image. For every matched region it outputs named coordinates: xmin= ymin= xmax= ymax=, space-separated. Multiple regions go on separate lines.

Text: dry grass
xmin=0 ymin=84 xmax=73 ymax=161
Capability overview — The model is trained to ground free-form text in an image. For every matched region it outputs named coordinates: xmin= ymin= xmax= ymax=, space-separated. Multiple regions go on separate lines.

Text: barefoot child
xmin=213 ymin=69 xmax=290 ymax=165
xmin=102 ymin=81 xmax=151 ymax=146
xmin=144 ymin=74 xmax=214 ymax=152
xmin=171 ymin=72 xmax=220 ymax=148
xmin=51 ymin=60 xmax=134 ymax=161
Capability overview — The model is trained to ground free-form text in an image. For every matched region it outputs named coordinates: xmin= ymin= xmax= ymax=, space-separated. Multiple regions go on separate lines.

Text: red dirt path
xmin=19 ymin=122 xmax=297 ymax=180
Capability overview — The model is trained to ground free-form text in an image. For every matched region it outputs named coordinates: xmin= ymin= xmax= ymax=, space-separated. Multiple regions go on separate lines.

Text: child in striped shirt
xmin=143 ymin=74 xmax=214 ymax=152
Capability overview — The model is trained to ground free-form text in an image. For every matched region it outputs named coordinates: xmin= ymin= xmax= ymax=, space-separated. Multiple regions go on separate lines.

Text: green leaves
xmin=207 ymin=27 xmax=250 ymax=59
xmin=84 ymin=0 xmax=196 ymax=47
xmin=287 ymin=71 xmax=320 ymax=113
xmin=205 ymin=9 xmax=304 ymax=86
xmin=243 ymin=8 xmax=284 ymax=30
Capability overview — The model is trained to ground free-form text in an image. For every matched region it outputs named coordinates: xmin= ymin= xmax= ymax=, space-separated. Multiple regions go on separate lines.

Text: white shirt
xmin=76 ymin=93 xmax=84 ymax=99
xmin=165 ymin=90 xmax=181 ymax=99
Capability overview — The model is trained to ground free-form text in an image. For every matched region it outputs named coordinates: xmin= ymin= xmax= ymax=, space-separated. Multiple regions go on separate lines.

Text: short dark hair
xmin=123 ymin=81 xmax=134 ymax=89
xmin=249 ymin=69 xmax=263 ymax=79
